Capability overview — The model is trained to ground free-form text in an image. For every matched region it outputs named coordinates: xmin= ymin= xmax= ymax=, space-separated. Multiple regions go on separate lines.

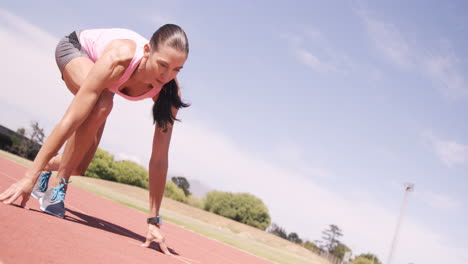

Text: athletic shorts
xmin=55 ymin=30 xmax=89 ymax=73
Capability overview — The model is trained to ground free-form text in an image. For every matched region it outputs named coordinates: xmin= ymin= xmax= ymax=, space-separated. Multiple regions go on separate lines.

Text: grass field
xmin=0 ymin=150 xmax=330 ymax=264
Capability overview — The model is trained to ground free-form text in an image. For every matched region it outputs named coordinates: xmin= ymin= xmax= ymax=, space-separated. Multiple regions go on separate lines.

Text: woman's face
xmin=143 ymin=44 xmax=187 ymax=89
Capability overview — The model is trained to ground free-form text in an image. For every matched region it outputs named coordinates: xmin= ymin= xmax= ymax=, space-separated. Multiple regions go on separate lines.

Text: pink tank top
xmin=79 ymin=28 xmax=162 ymax=101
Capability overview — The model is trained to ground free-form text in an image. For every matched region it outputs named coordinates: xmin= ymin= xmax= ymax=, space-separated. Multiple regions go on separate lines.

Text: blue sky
xmin=1 ymin=1 xmax=467 ymax=263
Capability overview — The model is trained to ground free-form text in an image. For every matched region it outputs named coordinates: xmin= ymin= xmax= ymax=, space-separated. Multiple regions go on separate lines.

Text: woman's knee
xmin=89 ymin=91 xmax=114 ymax=122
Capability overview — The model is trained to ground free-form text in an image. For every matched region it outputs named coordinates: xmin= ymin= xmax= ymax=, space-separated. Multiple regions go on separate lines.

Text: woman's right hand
xmin=0 ymin=177 xmax=35 ymax=208
xmin=141 ymin=223 xmax=172 ymax=255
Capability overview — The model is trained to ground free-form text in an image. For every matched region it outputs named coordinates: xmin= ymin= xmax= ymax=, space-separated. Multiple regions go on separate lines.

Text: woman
xmin=0 ymin=24 xmax=190 ymax=255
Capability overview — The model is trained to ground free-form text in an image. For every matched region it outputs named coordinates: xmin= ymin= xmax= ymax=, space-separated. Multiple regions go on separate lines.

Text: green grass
xmin=0 ymin=150 xmax=329 ymax=264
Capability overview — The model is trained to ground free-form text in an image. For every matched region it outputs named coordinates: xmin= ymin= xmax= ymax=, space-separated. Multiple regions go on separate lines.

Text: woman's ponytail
xmin=152 ymin=80 xmax=190 ymax=131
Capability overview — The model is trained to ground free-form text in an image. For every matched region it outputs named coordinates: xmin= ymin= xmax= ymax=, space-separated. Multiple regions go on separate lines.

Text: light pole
xmin=387 ymin=183 xmax=415 ymax=264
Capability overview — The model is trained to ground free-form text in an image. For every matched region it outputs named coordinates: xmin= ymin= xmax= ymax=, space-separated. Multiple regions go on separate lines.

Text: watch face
xmin=148 ymin=216 xmax=162 ymax=225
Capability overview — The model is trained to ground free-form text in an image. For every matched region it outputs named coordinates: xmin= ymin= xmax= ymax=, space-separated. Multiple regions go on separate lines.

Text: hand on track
xmin=0 ymin=178 xmax=35 ymax=208
xmin=141 ymin=223 xmax=172 ymax=255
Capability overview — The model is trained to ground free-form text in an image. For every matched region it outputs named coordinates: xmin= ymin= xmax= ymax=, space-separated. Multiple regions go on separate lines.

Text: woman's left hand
xmin=0 ymin=177 xmax=35 ymax=208
xmin=141 ymin=223 xmax=172 ymax=255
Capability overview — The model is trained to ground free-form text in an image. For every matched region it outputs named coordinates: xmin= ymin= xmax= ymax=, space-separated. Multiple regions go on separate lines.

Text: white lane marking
xmin=177 ymin=256 xmax=201 ymax=263
xmin=173 ymin=256 xmax=192 ymax=264
xmin=127 ymin=241 xmax=202 ymax=264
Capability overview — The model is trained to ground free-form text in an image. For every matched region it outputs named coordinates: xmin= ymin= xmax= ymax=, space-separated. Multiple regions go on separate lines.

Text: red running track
xmin=0 ymin=157 xmax=272 ymax=264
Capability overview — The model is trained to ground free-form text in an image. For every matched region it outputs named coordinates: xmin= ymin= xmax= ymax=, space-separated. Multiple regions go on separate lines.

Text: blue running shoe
xmin=39 ymin=178 xmax=70 ymax=218
xmin=31 ymin=171 xmax=52 ymax=199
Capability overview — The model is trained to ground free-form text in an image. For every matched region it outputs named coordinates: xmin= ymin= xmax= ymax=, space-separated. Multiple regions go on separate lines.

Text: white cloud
xmin=281 ymin=31 xmax=341 ymax=73
xmin=417 ymin=190 xmax=462 ymax=210
xmin=2 ymin=9 xmax=468 ymax=264
xmin=359 ymin=11 xmax=468 ymax=99
xmin=280 ymin=32 xmax=303 ymax=47
xmin=422 ymin=54 xmax=468 ymax=99
xmin=0 ymin=8 xmax=71 ymax=132
xmin=115 ymin=152 xmax=143 ymax=165
xmin=435 ymin=139 xmax=468 ymax=167
xmin=304 ymin=28 xmax=326 ymax=43
xmin=294 ymin=48 xmax=336 ymax=73
xmin=423 ymin=131 xmax=468 ymax=167
xmin=281 ymin=28 xmax=376 ymax=78
xmin=274 ymin=143 xmax=335 ymax=179
xmin=362 ymin=16 xmax=414 ymax=69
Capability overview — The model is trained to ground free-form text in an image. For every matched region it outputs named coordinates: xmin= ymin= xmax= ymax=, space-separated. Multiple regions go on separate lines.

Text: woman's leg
xmin=43 ymin=57 xmax=110 ymax=177
xmin=74 ymin=120 xmax=107 ymax=175
xmin=49 ymin=57 xmax=113 ymax=185
xmin=44 ymin=121 xmax=106 ymax=175
xmin=40 ymin=87 xmax=113 ymax=217
xmin=53 ymin=91 xmax=113 ymax=185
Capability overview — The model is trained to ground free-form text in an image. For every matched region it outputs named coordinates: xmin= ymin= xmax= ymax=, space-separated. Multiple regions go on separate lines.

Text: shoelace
xmin=51 ymin=178 xmax=71 ymax=202
xmin=39 ymin=171 xmax=52 ymax=192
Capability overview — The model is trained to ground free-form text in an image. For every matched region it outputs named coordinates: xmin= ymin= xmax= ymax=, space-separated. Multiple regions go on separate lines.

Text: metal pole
xmin=387 ymin=183 xmax=414 ymax=264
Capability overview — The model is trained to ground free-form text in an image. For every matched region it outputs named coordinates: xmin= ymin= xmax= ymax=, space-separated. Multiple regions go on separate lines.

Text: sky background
xmin=1 ymin=1 xmax=467 ymax=263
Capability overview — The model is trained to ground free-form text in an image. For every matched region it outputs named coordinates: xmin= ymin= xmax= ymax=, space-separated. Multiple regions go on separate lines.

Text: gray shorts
xmin=55 ymin=30 xmax=89 ymax=73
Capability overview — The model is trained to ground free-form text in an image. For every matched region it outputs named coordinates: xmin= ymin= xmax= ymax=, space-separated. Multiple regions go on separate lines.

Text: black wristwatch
xmin=147 ymin=216 xmax=162 ymax=226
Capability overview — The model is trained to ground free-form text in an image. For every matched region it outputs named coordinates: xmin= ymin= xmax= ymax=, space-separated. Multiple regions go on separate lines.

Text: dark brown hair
xmin=150 ymin=24 xmax=190 ymax=131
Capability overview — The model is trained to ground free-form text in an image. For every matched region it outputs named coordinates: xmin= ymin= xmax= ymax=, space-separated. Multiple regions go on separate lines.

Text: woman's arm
xmin=141 ymin=84 xmax=181 ymax=255
xmin=148 ymin=78 xmax=181 ymax=217
xmin=142 ymin=110 xmax=177 ymax=255
xmin=148 ymin=120 xmax=174 ymax=217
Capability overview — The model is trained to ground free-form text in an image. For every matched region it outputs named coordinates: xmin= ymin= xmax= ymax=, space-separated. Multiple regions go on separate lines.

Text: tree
xmin=114 ymin=160 xmax=149 ymax=189
xmin=9 ymin=134 xmax=24 ymax=156
xmin=268 ymin=223 xmax=287 ymax=239
xmin=9 ymin=122 xmax=44 ymax=159
xmin=171 ymin=176 xmax=191 ymax=196
xmin=287 ymin=232 xmax=303 ymax=244
xmin=322 ymin=224 xmax=343 ymax=252
xmin=303 ymin=240 xmax=319 ymax=252
xmin=235 ymin=193 xmax=271 ymax=230
xmin=352 ymin=253 xmax=382 ymax=264
xmin=186 ymin=195 xmax=204 ymax=209
xmin=9 ymin=128 xmax=27 ymax=156
xmin=330 ymin=242 xmax=351 ymax=260
xmin=204 ymin=191 xmax=271 ymax=230
xmin=205 ymin=191 xmax=236 ymax=217
xmin=16 ymin=128 xmax=26 ymax=136
xmin=29 ymin=121 xmax=45 ymax=145
xmin=352 ymin=257 xmax=372 ymax=264
xmin=84 ymin=148 xmax=118 ymax=181
xmin=164 ymin=181 xmax=186 ymax=202
xmin=313 ymin=240 xmax=327 ymax=251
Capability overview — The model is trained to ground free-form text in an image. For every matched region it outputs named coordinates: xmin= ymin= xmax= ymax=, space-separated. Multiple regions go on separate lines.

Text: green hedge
xmin=84 ymin=148 xmax=148 ymax=189
xmin=164 ymin=181 xmax=186 ymax=202
xmin=204 ymin=191 xmax=271 ymax=230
